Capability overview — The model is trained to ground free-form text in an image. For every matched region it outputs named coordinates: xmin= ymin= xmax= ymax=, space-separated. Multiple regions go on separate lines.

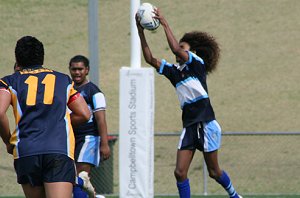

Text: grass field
xmin=0 ymin=0 xmax=300 ymax=196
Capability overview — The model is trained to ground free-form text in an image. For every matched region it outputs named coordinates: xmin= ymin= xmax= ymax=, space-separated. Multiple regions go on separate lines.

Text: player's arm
xmin=94 ymin=110 xmax=110 ymax=161
xmin=68 ymin=92 xmax=91 ymax=127
xmin=154 ymin=8 xmax=189 ymax=63
xmin=0 ymin=88 xmax=13 ymax=154
xmin=135 ymin=13 xmax=161 ymax=69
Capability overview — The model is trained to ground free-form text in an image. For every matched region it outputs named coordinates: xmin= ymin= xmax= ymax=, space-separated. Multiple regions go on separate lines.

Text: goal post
xmin=119 ymin=67 xmax=154 ymax=198
xmin=119 ymin=1 xmax=154 ymax=197
xmin=87 ymin=0 xmax=155 ymax=196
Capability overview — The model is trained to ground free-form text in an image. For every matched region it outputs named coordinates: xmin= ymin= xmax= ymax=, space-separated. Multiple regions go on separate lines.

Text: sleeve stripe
xmin=68 ymin=92 xmax=81 ymax=105
xmin=93 ymin=107 xmax=106 ymax=113
xmin=159 ymin=59 xmax=166 ymax=74
xmin=0 ymin=79 xmax=8 ymax=87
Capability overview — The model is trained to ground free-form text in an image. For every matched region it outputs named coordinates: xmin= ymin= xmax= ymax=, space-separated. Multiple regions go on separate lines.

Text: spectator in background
xmin=69 ymin=55 xmax=110 ymax=198
xmin=0 ymin=36 xmax=91 ymax=198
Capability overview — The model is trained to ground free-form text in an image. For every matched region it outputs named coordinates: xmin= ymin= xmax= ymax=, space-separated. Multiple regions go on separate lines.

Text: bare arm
xmin=154 ymin=8 xmax=189 ymax=63
xmin=94 ymin=110 xmax=110 ymax=161
xmin=0 ymin=90 xmax=13 ymax=154
xmin=135 ymin=14 xmax=161 ymax=69
xmin=68 ymin=94 xmax=91 ymax=127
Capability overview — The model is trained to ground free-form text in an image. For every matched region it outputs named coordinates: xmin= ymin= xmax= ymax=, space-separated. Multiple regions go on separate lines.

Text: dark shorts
xmin=178 ymin=120 xmax=222 ymax=152
xmin=14 ymin=154 xmax=76 ymax=186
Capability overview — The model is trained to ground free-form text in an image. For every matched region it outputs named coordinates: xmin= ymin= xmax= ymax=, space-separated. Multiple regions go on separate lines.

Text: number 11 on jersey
xmin=25 ymin=74 xmax=56 ymax=106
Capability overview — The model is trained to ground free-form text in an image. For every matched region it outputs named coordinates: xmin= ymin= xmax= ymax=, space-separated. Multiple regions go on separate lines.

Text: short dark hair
xmin=69 ymin=55 xmax=89 ymax=68
xmin=15 ymin=36 xmax=44 ymax=68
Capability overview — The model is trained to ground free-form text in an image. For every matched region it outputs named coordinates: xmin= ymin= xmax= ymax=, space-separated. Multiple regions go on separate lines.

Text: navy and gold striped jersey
xmin=157 ymin=51 xmax=215 ymax=127
xmin=0 ymin=66 xmax=77 ymax=159
xmin=73 ymin=81 xmax=106 ymax=138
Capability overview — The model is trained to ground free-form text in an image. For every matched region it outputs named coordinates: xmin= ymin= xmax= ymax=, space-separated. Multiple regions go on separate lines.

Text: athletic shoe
xmin=95 ymin=195 xmax=106 ymax=198
xmin=79 ymin=171 xmax=96 ymax=198
xmin=238 ymin=195 xmax=243 ymax=198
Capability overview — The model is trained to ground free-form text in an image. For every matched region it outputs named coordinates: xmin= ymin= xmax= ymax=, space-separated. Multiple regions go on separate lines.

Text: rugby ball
xmin=137 ymin=3 xmax=160 ymax=31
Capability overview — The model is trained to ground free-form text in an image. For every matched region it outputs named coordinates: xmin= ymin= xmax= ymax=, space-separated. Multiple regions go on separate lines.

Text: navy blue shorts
xmin=178 ymin=120 xmax=222 ymax=152
xmin=14 ymin=154 xmax=76 ymax=186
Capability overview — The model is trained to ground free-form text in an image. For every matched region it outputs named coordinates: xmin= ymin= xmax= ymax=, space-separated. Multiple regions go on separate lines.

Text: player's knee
xmin=174 ymin=168 xmax=187 ymax=181
xmin=207 ymin=168 xmax=222 ymax=180
xmin=208 ymin=171 xmax=217 ymax=179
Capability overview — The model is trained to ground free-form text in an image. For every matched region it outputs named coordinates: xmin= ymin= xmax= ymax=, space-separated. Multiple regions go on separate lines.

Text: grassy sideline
xmin=0 ymin=0 xmax=300 ymax=196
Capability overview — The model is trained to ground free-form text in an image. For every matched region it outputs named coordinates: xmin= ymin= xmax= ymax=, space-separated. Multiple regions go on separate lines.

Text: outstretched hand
xmin=153 ymin=8 xmax=167 ymax=26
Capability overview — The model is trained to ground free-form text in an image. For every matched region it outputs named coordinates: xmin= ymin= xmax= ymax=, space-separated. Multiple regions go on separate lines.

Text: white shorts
xmin=75 ymin=135 xmax=101 ymax=166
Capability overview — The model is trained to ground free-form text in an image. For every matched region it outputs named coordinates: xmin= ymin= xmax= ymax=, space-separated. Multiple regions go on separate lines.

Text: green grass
xmin=1 ymin=0 xmax=300 ymax=196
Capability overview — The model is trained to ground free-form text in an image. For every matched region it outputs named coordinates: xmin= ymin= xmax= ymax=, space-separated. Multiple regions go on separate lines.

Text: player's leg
xmin=74 ymin=164 xmax=93 ymax=198
xmin=14 ymin=155 xmax=46 ymax=198
xmin=76 ymin=162 xmax=92 ymax=173
xmin=202 ymin=120 xmax=241 ymax=198
xmin=42 ymin=154 xmax=76 ymax=198
xmin=74 ymin=135 xmax=99 ymax=198
xmin=203 ymin=150 xmax=241 ymax=198
xmin=175 ymin=125 xmax=199 ymax=198
xmin=21 ymin=184 xmax=46 ymax=198
xmin=75 ymin=163 xmax=95 ymax=198
xmin=175 ymin=149 xmax=194 ymax=198
xmin=44 ymin=182 xmax=73 ymax=198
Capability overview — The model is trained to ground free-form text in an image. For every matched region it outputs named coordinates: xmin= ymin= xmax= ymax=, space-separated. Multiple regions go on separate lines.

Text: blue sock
xmin=216 ymin=171 xmax=239 ymax=198
xmin=76 ymin=176 xmax=84 ymax=188
xmin=73 ymin=176 xmax=88 ymax=198
xmin=176 ymin=178 xmax=190 ymax=198
xmin=73 ymin=186 xmax=88 ymax=198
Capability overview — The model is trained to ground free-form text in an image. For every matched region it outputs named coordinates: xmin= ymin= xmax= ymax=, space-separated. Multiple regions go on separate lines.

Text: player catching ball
xmin=136 ymin=8 xmax=242 ymax=198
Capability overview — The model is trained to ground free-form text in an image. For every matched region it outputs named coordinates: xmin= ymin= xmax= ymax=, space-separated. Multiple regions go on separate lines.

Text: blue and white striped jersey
xmin=73 ymin=81 xmax=106 ymax=137
xmin=158 ymin=51 xmax=215 ymax=127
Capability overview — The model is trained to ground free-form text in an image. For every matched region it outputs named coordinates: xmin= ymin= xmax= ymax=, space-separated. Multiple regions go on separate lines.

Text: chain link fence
xmin=0 ymin=132 xmax=299 ymax=196
xmin=91 ymin=132 xmax=300 ymax=196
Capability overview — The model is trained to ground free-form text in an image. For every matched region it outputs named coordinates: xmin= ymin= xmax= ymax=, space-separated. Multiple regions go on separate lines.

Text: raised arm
xmin=154 ymin=8 xmax=189 ymax=63
xmin=135 ymin=14 xmax=161 ymax=69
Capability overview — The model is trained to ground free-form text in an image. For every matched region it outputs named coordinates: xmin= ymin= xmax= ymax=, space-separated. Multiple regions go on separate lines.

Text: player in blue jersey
xmin=0 ymin=36 xmax=91 ymax=198
xmin=136 ymin=8 xmax=242 ymax=198
xmin=69 ymin=55 xmax=110 ymax=198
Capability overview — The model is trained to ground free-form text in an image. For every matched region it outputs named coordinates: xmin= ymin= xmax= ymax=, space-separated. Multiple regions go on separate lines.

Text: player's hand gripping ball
xmin=137 ymin=3 xmax=160 ymax=31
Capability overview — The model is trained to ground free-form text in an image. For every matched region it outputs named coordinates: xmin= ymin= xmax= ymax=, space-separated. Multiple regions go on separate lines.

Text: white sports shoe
xmin=238 ymin=195 xmax=243 ymax=198
xmin=78 ymin=171 xmax=96 ymax=198
xmin=95 ymin=195 xmax=106 ymax=198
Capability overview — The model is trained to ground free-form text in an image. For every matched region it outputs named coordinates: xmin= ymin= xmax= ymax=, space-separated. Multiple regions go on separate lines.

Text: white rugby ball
xmin=137 ymin=3 xmax=160 ymax=31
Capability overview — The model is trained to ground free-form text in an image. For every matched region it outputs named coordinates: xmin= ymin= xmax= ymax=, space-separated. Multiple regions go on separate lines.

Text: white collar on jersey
xmin=175 ymin=63 xmax=187 ymax=71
